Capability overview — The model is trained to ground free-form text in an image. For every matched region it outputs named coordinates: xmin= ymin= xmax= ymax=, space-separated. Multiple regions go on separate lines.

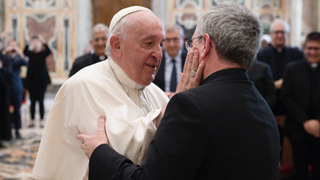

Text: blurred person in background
xmin=248 ymin=59 xmax=276 ymax=109
xmin=1 ymin=38 xmax=28 ymax=138
xmin=0 ymin=48 xmax=12 ymax=147
xmin=257 ymin=19 xmax=304 ymax=161
xmin=153 ymin=23 xmax=187 ymax=98
xmin=23 ymin=35 xmax=51 ymax=128
xmin=69 ymin=23 xmax=108 ymax=77
xmin=257 ymin=19 xmax=304 ymax=114
xmin=281 ymin=31 xmax=320 ymax=180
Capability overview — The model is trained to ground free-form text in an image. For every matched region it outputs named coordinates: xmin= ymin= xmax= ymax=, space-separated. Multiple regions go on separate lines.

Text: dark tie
xmin=170 ymin=59 xmax=177 ymax=92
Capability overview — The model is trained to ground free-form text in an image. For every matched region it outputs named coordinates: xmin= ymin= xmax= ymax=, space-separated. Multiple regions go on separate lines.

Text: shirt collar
xmin=107 ymin=57 xmax=144 ymax=90
xmin=165 ymin=49 xmax=182 ymax=64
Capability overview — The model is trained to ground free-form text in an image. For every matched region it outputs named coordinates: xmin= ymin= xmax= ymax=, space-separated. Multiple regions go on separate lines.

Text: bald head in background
xmin=69 ymin=23 xmax=109 ymax=77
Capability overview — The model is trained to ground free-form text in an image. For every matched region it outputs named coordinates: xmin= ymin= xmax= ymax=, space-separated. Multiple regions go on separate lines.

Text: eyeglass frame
xmin=164 ymin=37 xmax=181 ymax=44
xmin=185 ymin=36 xmax=203 ymax=51
xmin=270 ymin=30 xmax=288 ymax=35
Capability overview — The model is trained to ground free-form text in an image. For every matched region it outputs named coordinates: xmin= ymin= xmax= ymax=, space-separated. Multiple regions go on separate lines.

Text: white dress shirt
xmin=164 ymin=50 xmax=183 ymax=92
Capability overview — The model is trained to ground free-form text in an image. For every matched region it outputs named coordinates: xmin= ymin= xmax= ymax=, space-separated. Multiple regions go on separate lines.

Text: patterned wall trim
xmin=5 ymin=0 xmax=75 ymax=82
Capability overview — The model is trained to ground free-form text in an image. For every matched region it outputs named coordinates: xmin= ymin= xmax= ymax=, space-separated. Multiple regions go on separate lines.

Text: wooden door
xmin=92 ymin=0 xmax=151 ymax=27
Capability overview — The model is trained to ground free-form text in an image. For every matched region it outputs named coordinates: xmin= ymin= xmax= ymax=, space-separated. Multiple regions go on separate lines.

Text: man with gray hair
xmin=69 ymin=23 xmax=109 ymax=77
xmin=77 ymin=3 xmax=280 ymax=180
xmin=257 ymin=19 xmax=304 ymax=114
xmin=257 ymin=19 xmax=304 ymax=163
xmin=153 ymin=23 xmax=187 ymax=98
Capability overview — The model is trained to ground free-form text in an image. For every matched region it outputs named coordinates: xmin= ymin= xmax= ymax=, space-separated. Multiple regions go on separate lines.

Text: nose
xmin=310 ymin=49 xmax=317 ymax=54
xmin=98 ymin=39 xmax=106 ymax=46
xmin=152 ymin=45 xmax=162 ymax=60
xmin=168 ymin=40 xmax=176 ymax=46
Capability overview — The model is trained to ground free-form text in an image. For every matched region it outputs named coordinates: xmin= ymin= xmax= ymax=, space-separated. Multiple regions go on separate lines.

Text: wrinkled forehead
xmin=130 ymin=12 xmax=164 ymax=38
xmin=272 ymin=23 xmax=285 ymax=31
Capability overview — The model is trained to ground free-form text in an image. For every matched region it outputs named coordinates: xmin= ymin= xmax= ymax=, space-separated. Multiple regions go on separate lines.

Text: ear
xmin=89 ymin=39 xmax=93 ymax=45
xmin=200 ymin=33 xmax=212 ymax=58
xmin=110 ymin=35 xmax=121 ymax=58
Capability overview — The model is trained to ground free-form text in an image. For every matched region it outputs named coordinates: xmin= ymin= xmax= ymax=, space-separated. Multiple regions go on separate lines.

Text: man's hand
xmin=303 ymin=119 xmax=320 ymax=138
xmin=164 ymin=91 xmax=175 ymax=99
xmin=274 ymin=79 xmax=283 ymax=89
xmin=175 ymin=48 xmax=205 ymax=94
xmin=76 ymin=116 xmax=109 ymax=159
xmin=0 ymin=59 xmax=3 ymax=69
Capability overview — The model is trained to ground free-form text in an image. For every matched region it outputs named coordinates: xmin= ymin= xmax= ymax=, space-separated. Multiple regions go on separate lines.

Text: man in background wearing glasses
xmin=257 ymin=19 xmax=304 ymax=114
xmin=257 ymin=19 xmax=304 ymax=164
xmin=77 ymin=3 xmax=280 ymax=180
xmin=153 ymin=24 xmax=187 ymax=98
xmin=281 ymin=32 xmax=320 ymax=180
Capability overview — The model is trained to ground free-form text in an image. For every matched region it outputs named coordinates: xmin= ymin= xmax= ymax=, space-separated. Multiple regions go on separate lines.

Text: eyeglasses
xmin=185 ymin=36 xmax=203 ymax=51
xmin=165 ymin=37 xmax=180 ymax=44
xmin=305 ymin=47 xmax=320 ymax=51
xmin=271 ymin=31 xmax=287 ymax=35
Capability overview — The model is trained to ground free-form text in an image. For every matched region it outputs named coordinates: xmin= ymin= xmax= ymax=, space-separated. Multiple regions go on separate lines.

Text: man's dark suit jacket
xmin=89 ymin=68 xmax=280 ymax=180
xmin=0 ymin=53 xmax=13 ymax=141
xmin=248 ymin=60 xmax=276 ymax=109
xmin=257 ymin=46 xmax=304 ymax=80
xmin=257 ymin=45 xmax=304 ymax=114
xmin=69 ymin=53 xmax=107 ymax=77
xmin=281 ymin=60 xmax=320 ymax=141
xmin=153 ymin=50 xmax=187 ymax=91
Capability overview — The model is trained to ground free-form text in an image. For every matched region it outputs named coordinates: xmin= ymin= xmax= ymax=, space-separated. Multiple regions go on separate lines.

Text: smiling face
xmin=117 ymin=11 xmax=165 ymax=86
xmin=91 ymin=28 xmax=108 ymax=56
xmin=304 ymin=40 xmax=320 ymax=64
xmin=270 ymin=23 xmax=288 ymax=49
xmin=163 ymin=29 xmax=183 ymax=58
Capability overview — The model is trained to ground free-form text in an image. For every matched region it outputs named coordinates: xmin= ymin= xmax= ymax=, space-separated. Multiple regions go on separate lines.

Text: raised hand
xmin=176 ymin=48 xmax=205 ymax=94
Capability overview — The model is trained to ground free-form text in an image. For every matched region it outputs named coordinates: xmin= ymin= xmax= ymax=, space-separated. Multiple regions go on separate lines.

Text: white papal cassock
xmin=32 ymin=58 xmax=169 ymax=180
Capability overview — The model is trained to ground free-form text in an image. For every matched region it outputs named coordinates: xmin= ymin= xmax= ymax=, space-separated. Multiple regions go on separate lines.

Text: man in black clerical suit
xmin=248 ymin=60 xmax=276 ymax=109
xmin=281 ymin=32 xmax=320 ymax=180
xmin=153 ymin=24 xmax=187 ymax=98
xmin=257 ymin=19 xmax=304 ymax=115
xmin=77 ymin=4 xmax=280 ymax=180
xmin=69 ymin=23 xmax=108 ymax=77
xmin=0 ymin=52 xmax=12 ymax=146
xmin=257 ymin=19 xmax=304 ymax=164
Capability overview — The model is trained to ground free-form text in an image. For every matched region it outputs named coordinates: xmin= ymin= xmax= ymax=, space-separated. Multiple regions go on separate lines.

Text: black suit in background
xmin=69 ymin=53 xmax=107 ymax=77
xmin=257 ymin=45 xmax=304 ymax=114
xmin=248 ymin=60 xmax=276 ymax=109
xmin=0 ymin=53 xmax=12 ymax=141
xmin=153 ymin=50 xmax=187 ymax=91
xmin=281 ymin=60 xmax=320 ymax=179
xmin=24 ymin=44 xmax=51 ymax=120
xmin=89 ymin=68 xmax=280 ymax=180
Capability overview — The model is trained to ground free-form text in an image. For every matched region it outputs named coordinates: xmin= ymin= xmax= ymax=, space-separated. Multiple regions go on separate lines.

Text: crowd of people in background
xmin=0 ymin=32 xmax=51 ymax=146
xmin=0 ymin=5 xmax=319 ymax=179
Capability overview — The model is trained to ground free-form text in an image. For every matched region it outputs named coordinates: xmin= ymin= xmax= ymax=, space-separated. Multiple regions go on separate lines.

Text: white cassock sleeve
xmin=32 ymin=62 xmax=169 ymax=180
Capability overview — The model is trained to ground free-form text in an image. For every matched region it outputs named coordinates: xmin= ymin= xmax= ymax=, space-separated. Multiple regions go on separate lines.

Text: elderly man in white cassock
xmin=33 ymin=6 xmax=172 ymax=180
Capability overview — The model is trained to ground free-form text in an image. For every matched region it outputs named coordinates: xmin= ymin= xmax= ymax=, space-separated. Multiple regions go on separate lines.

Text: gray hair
xmin=269 ymin=19 xmax=290 ymax=33
xmin=165 ymin=23 xmax=184 ymax=37
xmin=196 ymin=3 xmax=262 ymax=70
xmin=92 ymin=23 xmax=109 ymax=38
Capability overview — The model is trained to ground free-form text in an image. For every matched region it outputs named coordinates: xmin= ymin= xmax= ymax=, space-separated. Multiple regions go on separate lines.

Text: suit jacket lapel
xmin=180 ymin=49 xmax=187 ymax=71
xmin=315 ymin=66 xmax=320 ymax=101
